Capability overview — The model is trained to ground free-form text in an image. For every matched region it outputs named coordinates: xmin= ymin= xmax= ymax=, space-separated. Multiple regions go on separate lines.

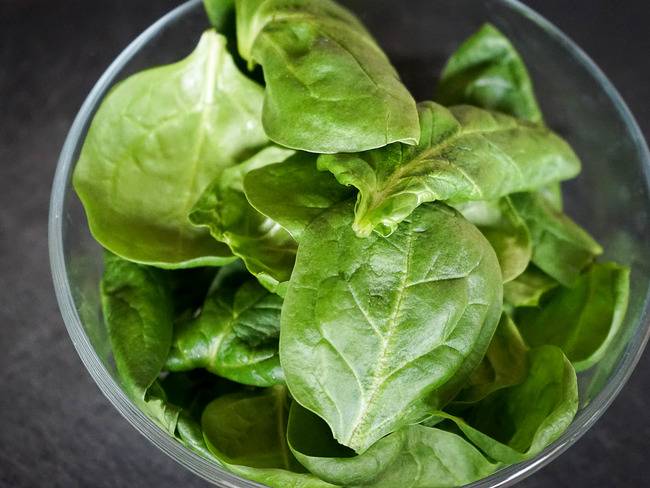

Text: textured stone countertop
xmin=1 ymin=1 xmax=648 ymax=487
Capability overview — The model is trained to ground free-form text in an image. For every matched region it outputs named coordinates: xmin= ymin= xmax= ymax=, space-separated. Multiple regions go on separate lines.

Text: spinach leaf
xmin=157 ymin=371 xmax=244 ymax=458
xmin=176 ymin=411 xmax=214 ymax=458
xmin=454 ymin=314 xmax=528 ymax=404
xmin=203 ymin=0 xmax=234 ymax=30
xmin=287 ymin=403 xmax=499 ymax=487
xmin=432 ymin=345 xmax=578 ymax=463
xmin=436 ymin=23 xmax=542 ymax=123
xmin=100 ymin=252 xmax=180 ymax=432
xmin=73 ymin=30 xmax=268 ymax=268
xmin=281 ymin=201 xmax=502 ymax=453
xmin=510 ymin=192 xmax=602 ymax=287
xmin=166 ymin=272 xmax=284 ymax=386
xmin=234 ymin=0 xmax=420 ymax=153
xmin=319 ymin=102 xmax=581 ymax=237
xmin=189 ymin=146 xmax=297 ymax=293
xmin=244 ymin=153 xmax=353 ymax=241
xmin=101 ymin=252 xmax=173 ymax=398
xmin=517 ymin=262 xmax=630 ymax=371
xmin=458 ymin=198 xmax=532 ymax=283
xmin=142 ymin=382 xmax=183 ymax=435
xmin=202 ymin=386 xmax=337 ymax=487
xmin=503 ymin=266 xmax=558 ymax=308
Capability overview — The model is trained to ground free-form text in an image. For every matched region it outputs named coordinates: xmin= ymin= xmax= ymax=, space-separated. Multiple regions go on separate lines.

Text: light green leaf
xmin=189 ymin=146 xmax=297 ymax=292
xmin=166 ymin=273 xmax=284 ymax=386
xmin=74 ymin=30 xmax=268 ymax=267
xmin=454 ymin=313 xmax=528 ymax=404
xmin=288 ymin=403 xmax=499 ymax=487
xmin=510 ymin=192 xmax=602 ymax=287
xmin=202 ymin=386 xmax=337 ymax=488
xmin=436 ymin=23 xmax=542 ymax=123
xmin=432 ymin=346 xmax=578 ymax=464
xmin=234 ymin=0 xmax=420 ymax=153
xmin=458 ymin=198 xmax=532 ymax=283
xmin=517 ymin=262 xmax=630 ymax=371
xmin=244 ymin=153 xmax=353 ymax=241
xmin=281 ymin=202 xmax=502 ymax=453
xmin=503 ymin=266 xmax=558 ymax=308
xmin=319 ymin=102 xmax=581 ymax=237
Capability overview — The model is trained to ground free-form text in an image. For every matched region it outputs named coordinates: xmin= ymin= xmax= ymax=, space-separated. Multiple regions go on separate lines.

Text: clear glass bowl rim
xmin=48 ymin=0 xmax=650 ymax=486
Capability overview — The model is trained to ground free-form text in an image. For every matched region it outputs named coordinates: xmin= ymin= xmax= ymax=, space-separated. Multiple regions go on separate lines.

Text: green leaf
xmin=287 ymin=403 xmax=499 ymax=487
xmin=432 ymin=345 xmax=578 ymax=464
xmin=73 ymin=30 xmax=268 ymax=268
xmin=503 ymin=266 xmax=558 ymax=308
xmin=510 ymin=193 xmax=602 ymax=287
xmin=234 ymin=0 xmax=420 ymax=153
xmin=202 ymin=386 xmax=337 ymax=488
xmin=101 ymin=252 xmax=173 ymax=398
xmin=166 ymin=273 xmax=284 ymax=386
xmin=156 ymin=371 xmax=245 ymax=457
xmin=176 ymin=411 xmax=214 ymax=458
xmin=203 ymin=0 xmax=235 ymax=30
xmin=436 ymin=23 xmax=542 ymax=123
xmin=458 ymin=198 xmax=532 ymax=283
xmin=189 ymin=146 xmax=297 ymax=292
xmin=454 ymin=314 xmax=528 ymax=404
xmin=244 ymin=153 xmax=353 ymax=241
xmin=142 ymin=381 xmax=182 ymax=436
xmin=319 ymin=102 xmax=581 ymax=237
xmin=281 ymin=202 xmax=502 ymax=453
xmin=100 ymin=252 xmax=182 ymax=433
xmin=516 ymin=262 xmax=630 ymax=371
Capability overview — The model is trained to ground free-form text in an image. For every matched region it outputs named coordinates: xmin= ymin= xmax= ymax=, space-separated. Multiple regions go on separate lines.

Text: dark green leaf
xmin=101 ymin=253 xmax=181 ymax=432
xmin=244 ymin=152 xmax=353 ymax=241
xmin=203 ymin=0 xmax=235 ymax=30
xmin=517 ymin=262 xmax=630 ymax=371
xmin=510 ymin=192 xmax=602 ymax=287
xmin=436 ymin=23 xmax=542 ymax=123
xmin=101 ymin=253 xmax=173 ymax=398
xmin=281 ymin=202 xmax=502 ymax=453
xmin=166 ymin=274 xmax=284 ymax=386
xmin=74 ymin=31 xmax=268 ymax=267
xmin=165 ymin=267 xmax=218 ymax=320
xmin=189 ymin=146 xmax=297 ymax=292
xmin=202 ymin=386 xmax=336 ymax=487
xmin=319 ymin=102 xmax=581 ymax=237
xmin=234 ymin=0 xmax=420 ymax=153
xmin=454 ymin=314 xmax=528 ymax=404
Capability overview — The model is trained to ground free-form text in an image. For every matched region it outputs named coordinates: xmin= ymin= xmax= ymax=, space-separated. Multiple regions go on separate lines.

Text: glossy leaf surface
xmin=319 ymin=102 xmax=580 ymax=237
xmin=74 ymin=31 xmax=267 ymax=267
xmin=234 ymin=0 xmax=420 ymax=153
xmin=281 ymin=202 xmax=502 ymax=452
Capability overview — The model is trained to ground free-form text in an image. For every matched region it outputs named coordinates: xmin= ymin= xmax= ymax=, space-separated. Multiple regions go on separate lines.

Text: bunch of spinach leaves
xmin=75 ymin=2 xmax=630 ymax=486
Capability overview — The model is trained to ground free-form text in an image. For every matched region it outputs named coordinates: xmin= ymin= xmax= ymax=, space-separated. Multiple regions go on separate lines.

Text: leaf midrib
xmin=345 ymin=224 xmax=416 ymax=446
xmin=365 ymin=113 xmax=524 ymax=216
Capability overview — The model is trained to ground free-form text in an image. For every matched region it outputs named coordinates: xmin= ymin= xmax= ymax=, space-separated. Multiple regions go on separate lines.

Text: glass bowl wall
xmin=49 ymin=0 xmax=650 ymax=486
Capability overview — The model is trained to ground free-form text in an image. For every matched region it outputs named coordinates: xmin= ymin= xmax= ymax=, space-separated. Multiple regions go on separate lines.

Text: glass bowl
xmin=49 ymin=0 xmax=650 ymax=486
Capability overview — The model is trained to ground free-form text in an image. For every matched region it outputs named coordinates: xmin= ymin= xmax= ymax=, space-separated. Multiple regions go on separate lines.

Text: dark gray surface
xmin=0 ymin=1 xmax=648 ymax=487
